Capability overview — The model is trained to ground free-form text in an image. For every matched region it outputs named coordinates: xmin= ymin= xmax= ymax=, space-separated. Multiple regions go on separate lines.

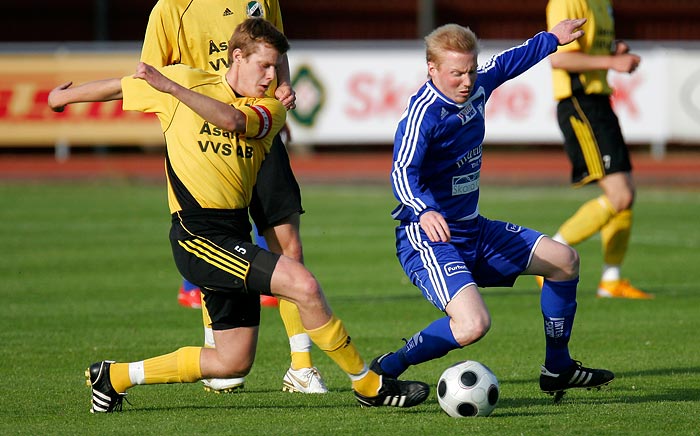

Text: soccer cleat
xmin=178 ymin=286 xmax=202 ymax=309
xmin=540 ymin=360 xmax=614 ymax=401
xmin=596 ymin=279 xmax=654 ymax=299
xmin=534 ymin=275 xmax=544 ymax=289
xmin=368 ymin=352 xmax=393 ymax=377
xmin=202 ymin=377 xmax=245 ymax=393
xmin=282 ymin=367 xmax=328 ymax=394
xmin=354 ymin=373 xmax=430 ymax=408
xmin=85 ymin=361 xmax=126 ymax=413
xmin=260 ymin=294 xmax=279 ymax=307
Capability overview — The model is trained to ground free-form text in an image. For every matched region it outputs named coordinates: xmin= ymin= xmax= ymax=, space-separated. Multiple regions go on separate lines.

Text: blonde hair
xmin=425 ymin=24 xmax=479 ymax=65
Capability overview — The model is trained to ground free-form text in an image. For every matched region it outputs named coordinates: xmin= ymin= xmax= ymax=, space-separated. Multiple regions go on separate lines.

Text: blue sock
xmin=182 ymin=279 xmax=199 ymax=291
xmin=541 ymin=277 xmax=578 ymax=373
xmin=380 ymin=316 xmax=460 ymax=378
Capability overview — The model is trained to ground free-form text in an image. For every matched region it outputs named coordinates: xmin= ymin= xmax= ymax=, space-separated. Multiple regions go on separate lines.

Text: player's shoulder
xmin=161 ymin=64 xmax=221 ymax=87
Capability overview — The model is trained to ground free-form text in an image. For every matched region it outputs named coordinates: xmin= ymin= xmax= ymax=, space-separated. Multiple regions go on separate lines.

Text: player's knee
xmin=287 ymin=269 xmax=323 ymax=307
xmin=220 ymin=362 xmax=252 ymax=378
xmin=211 ymin=354 xmax=254 ymax=378
xmin=452 ymin=315 xmax=491 ymax=347
xmin=559 ymin=246 xmax=580 ymax=279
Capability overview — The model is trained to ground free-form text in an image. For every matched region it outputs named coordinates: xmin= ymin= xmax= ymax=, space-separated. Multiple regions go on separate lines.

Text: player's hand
xmin=275 ymin=83 xmax=296 ymax=110
xmin=613 ymin=39 xmax=630 ymax=55
xmin=550 ymin=18 xmax=587 ymax=46
xmin=420 ymin=210 xmax=451 ymax=243
xmin=48 ymin=81 xmax=73 ymax=112
xmin=133 ymin=62 xmax=176 ymax=94
xmin=611 ymin=52 xmax=641 ymax=74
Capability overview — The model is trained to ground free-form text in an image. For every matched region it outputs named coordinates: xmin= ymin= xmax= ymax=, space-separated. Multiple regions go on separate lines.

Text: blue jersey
xmin=391 ymin=31 xmax=559 ymax=223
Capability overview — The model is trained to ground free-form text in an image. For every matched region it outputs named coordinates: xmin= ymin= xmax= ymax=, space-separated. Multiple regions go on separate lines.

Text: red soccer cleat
xmin=178 ymin=286 xmax=202 ymax=309
xmin=260 ymin=294 xmax=279 ymax=307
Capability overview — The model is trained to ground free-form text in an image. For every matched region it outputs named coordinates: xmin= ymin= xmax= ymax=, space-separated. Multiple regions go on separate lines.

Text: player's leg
xmin=89 ymin=296 xmax=259 ymax=413
xmin=86 ymin=326 xmax=258 ymax=413
xmin=597 ymin=172 xmax=652 ymax=298
xmin=526 ymin=236 xmax=614 ymax=395
xmin=372 ymin=222 xmax=471 ymax=379
xmin=250 ymin=134 xmax=326 ymax=393
xmin=552 ymin=96 xmax=617 ymax=248
xmin=270 ymin=254 xmax=429 ymax=407
xmin=200 ymin=295 xmax=246 ymax=393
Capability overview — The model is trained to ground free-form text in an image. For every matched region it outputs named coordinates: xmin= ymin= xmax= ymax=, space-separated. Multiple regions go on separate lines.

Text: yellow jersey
xmin=141 ymin=0 xmax=283 ymax=77
xmin=121 ymin=64 xmax=286 ymax=213
xmin=546 ymin=0 xmax=616 ymax=100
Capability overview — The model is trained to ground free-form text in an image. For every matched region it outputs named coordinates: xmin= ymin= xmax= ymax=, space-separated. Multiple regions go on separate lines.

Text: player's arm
xmin=275 ymin=54 xmax=296 ymax=110
xmin=48 ymin=79 xmax=123 ymax=112
xmin=549 ymin=49 xmax=640 ymax=74
xmin=134 ymin=62 xmax=247 ymax=132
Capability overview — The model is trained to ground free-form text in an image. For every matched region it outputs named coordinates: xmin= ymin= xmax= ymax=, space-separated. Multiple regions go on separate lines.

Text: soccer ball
xmin=437 ymin=360 xmax=500 ymax=417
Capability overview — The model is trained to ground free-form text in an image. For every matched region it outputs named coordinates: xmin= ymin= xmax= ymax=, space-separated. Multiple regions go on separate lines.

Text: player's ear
xmin=232 ymin=48 xmax=244 ymax=64
xmin=427 ymin=61 xmax=438 ymax=77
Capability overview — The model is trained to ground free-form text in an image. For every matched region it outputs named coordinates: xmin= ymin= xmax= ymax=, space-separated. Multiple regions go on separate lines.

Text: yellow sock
xmin=109 ymin=347 xmax=202 ymax=393
xmin=558 ymin=195 xmax=616 ymax=245
xmin=305 ymin=315 xmax=379 ymax=396
xmin=601 ymin=209 xmax=632 ymax=265
xmin=109 ymin=363 xmax=132 ymax=394
xmin=279 ymin=299 xmax=313 ymax=369
xmin=143 ymin=346 xmax=202 ymax=384
xmin=352 ymin=369 xmax=382 ymax=397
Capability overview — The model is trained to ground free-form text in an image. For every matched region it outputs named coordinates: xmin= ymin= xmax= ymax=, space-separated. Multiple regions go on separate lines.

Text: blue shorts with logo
xmin=396 ymin=215 xmax=544 ymax=311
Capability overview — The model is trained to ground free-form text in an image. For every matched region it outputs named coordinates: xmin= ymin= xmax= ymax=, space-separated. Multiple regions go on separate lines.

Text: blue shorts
xmin=396 ymin=215 xmax=544 ymax=311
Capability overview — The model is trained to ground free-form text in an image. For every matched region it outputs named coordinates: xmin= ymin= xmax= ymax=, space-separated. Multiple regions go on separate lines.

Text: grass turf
xmin=0 ymin=181 xmax=698 ymax=435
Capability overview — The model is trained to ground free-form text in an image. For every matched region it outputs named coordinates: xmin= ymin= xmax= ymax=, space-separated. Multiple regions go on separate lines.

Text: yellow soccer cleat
xmin=596 ymin=279 xmax=654 ymax=299
xmin=534 ymin=275 xmax=544 ymax=289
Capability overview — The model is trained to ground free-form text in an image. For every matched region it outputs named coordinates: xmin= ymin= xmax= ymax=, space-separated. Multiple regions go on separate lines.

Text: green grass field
xmin=1 ymin=181 xmax=699 ymax=435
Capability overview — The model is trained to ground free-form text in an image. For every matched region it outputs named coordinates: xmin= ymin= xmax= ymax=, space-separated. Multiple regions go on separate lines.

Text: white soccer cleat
xmin=282 ymin=367 xmax=328 ymax=394
xmin=202 ymin=377 xmax=245 ymax=393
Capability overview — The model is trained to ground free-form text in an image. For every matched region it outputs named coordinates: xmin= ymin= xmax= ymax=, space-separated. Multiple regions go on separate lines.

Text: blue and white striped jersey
xmin=391 ymin=31 xmax=559 ymax=223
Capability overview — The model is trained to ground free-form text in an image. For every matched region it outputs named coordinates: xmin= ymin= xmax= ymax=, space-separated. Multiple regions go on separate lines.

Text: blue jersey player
xmin=372 ymin=18 xmax=615 ymax=400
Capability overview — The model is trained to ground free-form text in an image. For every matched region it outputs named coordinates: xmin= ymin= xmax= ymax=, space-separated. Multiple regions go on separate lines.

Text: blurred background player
xmin=49 ymin=18 xmax=429 ymax=413
xmin=141 ymin=0 xmax=328 ymax=393
xmin=372 ymin=18 xmax=615 ymax=400
xmin=545 ymin=0 xmax=652 ymax=299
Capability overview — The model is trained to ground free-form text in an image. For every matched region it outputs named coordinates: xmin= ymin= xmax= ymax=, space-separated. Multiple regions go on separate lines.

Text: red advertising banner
xmin=0 ymin=52 xmax=163 ymax=147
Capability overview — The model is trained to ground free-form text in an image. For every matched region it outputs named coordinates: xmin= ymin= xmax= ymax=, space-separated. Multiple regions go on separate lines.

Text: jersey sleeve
xmin=140 ymin=0 xmax=177 ymax=67
xmin=477 ymin=31 xmax=559 ymax=93
xmin=121 ymin=65 xmax=190 ymax=117
xmin=234 ymin=98 xmax=286 ymax=150
xmin=391 ymin=109 xmax=440 ymax=219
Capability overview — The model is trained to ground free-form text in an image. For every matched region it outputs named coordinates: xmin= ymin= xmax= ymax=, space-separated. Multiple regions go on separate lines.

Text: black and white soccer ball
xmin=437 ymin=360 xmax=500 ymax=417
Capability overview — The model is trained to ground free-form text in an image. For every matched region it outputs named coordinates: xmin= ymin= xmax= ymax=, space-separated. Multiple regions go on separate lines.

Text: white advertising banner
xmin=287 ymin=42 xmax=687 ymax=147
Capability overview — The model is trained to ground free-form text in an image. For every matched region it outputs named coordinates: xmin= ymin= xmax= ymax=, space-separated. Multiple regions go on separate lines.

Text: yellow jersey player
xmin=545 ymin=0 xmax=652 ymax=299
xmin=49 ymin=18 xmax=429 ymax=414
xmin=141 ymin=0 xmax=327 ymax=394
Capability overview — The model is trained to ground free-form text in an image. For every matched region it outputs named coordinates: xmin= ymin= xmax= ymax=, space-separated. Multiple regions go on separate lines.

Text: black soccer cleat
xmin=540 ymin=360 xmax=614 ymax=401
xmin=369 ymin=352 xmax=394 ymax=377
xmin=85 ymin=360 xmax=127 ymax=413
xmin=354 ymin=372 xmax=429 ymax=408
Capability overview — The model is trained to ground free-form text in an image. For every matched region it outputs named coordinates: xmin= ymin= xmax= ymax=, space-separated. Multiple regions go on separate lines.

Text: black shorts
xmin=557 ymin=94 xmax=632 ymax=186
xmin=249 ymin=132 xmax=304 ymax=235
xmin=169 ymin=208 xmax=281 ymax=330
